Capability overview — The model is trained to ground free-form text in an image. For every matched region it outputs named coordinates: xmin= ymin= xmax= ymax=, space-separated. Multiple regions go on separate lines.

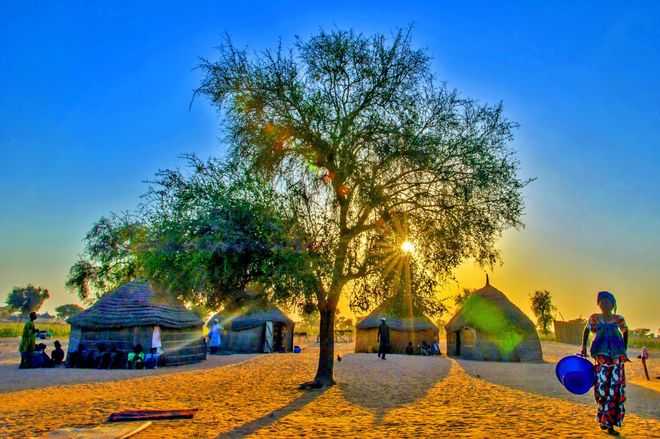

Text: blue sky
xmin=1 ymin=2 xmax=658 ymax=330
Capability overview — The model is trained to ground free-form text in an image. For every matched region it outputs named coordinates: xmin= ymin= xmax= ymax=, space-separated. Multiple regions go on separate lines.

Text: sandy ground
xmin=0 ymin=338 xmax=254 ymax=393
xmin=0 ymin=339 xmax=658 ymax=438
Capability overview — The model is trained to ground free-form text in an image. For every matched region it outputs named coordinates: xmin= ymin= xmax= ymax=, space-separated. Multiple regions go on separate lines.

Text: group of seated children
xmin=66 ymin=343 xmax=160 ymax=370
xmin=405 ymin=340 xmax=441 ymax=356
xmin=23 ymin=340 xmax=66 ymax=368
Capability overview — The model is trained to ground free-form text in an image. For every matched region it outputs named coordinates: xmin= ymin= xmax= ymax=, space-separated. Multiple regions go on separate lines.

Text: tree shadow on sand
xmin=336 ymin=353 xmax=451 ymax=423
xmin=455 ymin=358 xmax=660 ymax=420
xmin=216 ymin=387 xmax=329 ymax=438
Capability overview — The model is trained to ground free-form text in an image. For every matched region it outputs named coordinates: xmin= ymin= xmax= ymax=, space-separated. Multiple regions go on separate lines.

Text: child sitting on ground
xmin=51 ymin=340 xmax=65 ymax=366
xmin=30 ymin=343 xmax=54 ymax=368
xmin=144 ymin=347 xmax=159 ymax=369
xmin=431 ymin=340 xmax=440 ymax=356
xmin=126 ymin=344 xmax=145 ymax=369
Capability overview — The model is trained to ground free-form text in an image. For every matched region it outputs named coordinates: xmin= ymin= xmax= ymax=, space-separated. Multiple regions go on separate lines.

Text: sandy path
xmin=457 ymin=341 xmax=660 ymax=421
xmin=0 ymin=337 xmax=255 ymax=393
xmin=0 ymin=343 xmax=658 ymax=438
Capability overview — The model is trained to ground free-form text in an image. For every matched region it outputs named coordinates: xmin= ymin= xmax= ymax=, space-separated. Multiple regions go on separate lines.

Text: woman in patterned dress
xmin=580 ymin=291 xmax=629 ymax=436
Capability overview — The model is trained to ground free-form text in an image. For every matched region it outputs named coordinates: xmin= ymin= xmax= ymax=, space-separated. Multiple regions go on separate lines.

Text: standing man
xmin=377 ymin=317 xmax=390 ymax=360
xmin=19 ymin=311 xmax=39 ymax=369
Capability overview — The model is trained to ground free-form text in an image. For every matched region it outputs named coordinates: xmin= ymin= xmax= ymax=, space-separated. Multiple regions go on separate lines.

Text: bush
xmin=629 ymin=336 xmax=660 ymax=351
xmin=0 ymin=323 xmax=21 ymax=338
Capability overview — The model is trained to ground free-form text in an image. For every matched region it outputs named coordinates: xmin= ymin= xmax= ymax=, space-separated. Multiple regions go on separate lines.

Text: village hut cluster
xmin=62 ymin=277 xmax=541 ymax=367
xmin=62 ymin=281 xmax=297 ymax=368
xmin=354 ymin=278 xmax=543 ymax=363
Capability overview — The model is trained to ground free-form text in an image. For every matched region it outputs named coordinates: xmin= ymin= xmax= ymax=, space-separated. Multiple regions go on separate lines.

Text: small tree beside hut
xmin=529 ymin=289 xmax=556 ymax=336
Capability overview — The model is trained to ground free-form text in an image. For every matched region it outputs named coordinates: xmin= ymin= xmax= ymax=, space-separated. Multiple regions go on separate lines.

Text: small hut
xmin=355 ymin=294 xmax=439 ymax=354
xmin=208 ymin=302 xmax=295 ymax=353
xmin=67 ymin=281 xmax=206 ymax=366
xmin=445 ymin=278 xmax=543 ymax=362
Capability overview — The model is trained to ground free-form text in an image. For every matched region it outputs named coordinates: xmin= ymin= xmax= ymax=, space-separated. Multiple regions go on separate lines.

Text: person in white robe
xmin=208 ymin=319 xmax=223 ymax=354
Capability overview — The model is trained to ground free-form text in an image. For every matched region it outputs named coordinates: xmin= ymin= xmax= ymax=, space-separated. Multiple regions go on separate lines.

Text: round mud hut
xmin=355 ymin=294 xmax=439 ymax=354
xmin=208 ymin=302 xmax=295 ymax=353
xmin=67 ymin=281 xmax=206 ymax=366
xmin=445 ymin=278 xmax=543 ymax=362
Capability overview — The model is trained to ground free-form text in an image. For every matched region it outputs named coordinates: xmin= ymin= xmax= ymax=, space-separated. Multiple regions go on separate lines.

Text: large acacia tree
xmin=197 ymin=28 xmax=530 ymax=387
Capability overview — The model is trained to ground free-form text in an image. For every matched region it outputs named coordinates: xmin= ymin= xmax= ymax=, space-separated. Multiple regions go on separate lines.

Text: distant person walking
xmin=208 ymin=319 xmax=223 ymax=354
xmin=377 ymin=317 xmax=390 ymax=360
xmin=18 ymin=311 xmax=39 ymax=369
xmin=581 ymin=291 xmax=628 ymax=436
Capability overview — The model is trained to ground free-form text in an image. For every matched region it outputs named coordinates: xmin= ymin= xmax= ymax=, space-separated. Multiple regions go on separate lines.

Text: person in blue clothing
xmin=580 ymin=291 xmax=629 ymax=436
xmin=208 ymin=319 xmax=223 ymax=355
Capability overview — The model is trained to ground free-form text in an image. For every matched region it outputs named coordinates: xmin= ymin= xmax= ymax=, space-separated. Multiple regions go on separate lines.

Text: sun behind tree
xmin=196 ymin=27 xmax=531 ymax=387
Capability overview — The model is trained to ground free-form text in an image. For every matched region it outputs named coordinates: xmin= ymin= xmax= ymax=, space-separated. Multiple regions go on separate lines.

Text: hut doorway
xmin=273 ymin=323 xmax=285 ymax=352
xmin=263 ymin=321 xmax=274 ymax=353
xmin=263 ymin=321 xmax=286 ymax=353
xmin=455 ymin=331 xmax=461 ymax=356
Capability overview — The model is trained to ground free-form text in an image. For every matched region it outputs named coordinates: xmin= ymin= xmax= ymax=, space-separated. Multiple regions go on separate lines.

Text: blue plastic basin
xmin=555 ymin=355 xmax=595 ymax=395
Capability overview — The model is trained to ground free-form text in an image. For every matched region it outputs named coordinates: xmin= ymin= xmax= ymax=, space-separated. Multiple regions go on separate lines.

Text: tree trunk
xmin=312 ymin=305 xmax=336 ymax=387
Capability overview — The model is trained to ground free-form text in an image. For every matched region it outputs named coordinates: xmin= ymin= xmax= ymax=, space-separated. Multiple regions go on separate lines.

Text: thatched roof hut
xmin=208 ymin=302 xmax=295 ymax=353
xmin=67 ymin=281 xmax=206 ymax=366
xmin=445 ymin=278 xmax=542 ymax=362
xmin=355 ymin=294 xmax=439 ymax=354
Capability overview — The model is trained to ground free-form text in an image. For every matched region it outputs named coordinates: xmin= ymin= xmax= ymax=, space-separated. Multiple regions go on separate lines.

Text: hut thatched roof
xmin=208 ymin=303 xmax=294 ymax=331
xmin=67 ymin=281 xmax=203 ymax=329
xmin=356 ymin=294 xmax=438 ymax=331
xmin=445 ymin=280 xmax=536 ymax=333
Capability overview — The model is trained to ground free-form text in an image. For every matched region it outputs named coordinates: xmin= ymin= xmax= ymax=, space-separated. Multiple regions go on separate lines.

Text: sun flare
xmin=401 ymin=241 xmax=415 ymax=254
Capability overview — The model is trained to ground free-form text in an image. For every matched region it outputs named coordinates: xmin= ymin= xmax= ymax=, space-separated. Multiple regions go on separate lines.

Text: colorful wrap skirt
xmin=593 ymin=355 xmax=626 ymax=427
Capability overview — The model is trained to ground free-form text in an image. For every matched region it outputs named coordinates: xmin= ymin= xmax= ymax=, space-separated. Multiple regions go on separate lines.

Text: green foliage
xmin=0 ymin=306 xmax=14 ymax=319
xmin=530 ymin=289 xmax=556 ymax=335
xmin=335 ymin=311 xmax=354 ymax=331
xmin=630 ymin=328 xmax=651 ymax=338
xmin=140 ymin=156 xmax=316 ymax=310
xmin=454 ymin=288 xmax=477 ymax=309
xmin=65 ymin=214 xmax=146 ymax=302
xmin=197 ymin=27 xmax=531 ymax=319
xmin=68 ymin=155 xmax=314 ymax=311
xmin=0 ymin=322 xmax=70 ymax=338
xmin=5 ymin=285 xmax=50 ymax=319
xmin=629 ymin=336 xmax=660 ymax=350
xmin=54 ymin=304 xmax=84 ymax=320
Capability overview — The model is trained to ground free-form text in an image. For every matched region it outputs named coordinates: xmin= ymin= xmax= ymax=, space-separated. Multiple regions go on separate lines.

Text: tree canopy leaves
xmin=197 ymin=27 xmax=531 ymax=316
